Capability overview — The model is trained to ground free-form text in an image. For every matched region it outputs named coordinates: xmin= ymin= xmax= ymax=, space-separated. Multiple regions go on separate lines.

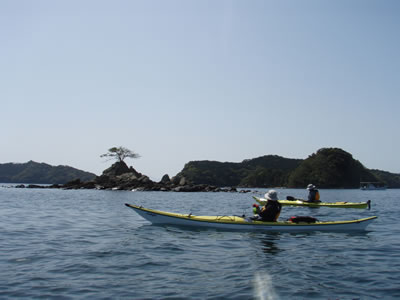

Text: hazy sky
xmin=1 ymin=0 xmax=399 ymax=180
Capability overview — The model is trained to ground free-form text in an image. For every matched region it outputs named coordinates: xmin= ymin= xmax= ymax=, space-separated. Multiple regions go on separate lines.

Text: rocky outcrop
xmin=48 ymin=161 xmax=251 ymax=193
xmin=102 ymin=161 xmax=142 ymax=178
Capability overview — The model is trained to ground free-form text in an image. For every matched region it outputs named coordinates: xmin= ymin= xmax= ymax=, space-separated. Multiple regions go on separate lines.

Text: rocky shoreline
xmin=14 ymin=161 xmax=254 ymax=193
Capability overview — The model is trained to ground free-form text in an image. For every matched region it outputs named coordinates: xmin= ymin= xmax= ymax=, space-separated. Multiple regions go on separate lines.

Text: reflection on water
xmin=257 ymin=233 xmax=282 ymax=255
xmin=344 ymin=231 xmax=372 ymax=239
xmin=260 ymin=239 xmax=281 ymax=255
xmin=253 ymin=271 xmax=279 ymax=300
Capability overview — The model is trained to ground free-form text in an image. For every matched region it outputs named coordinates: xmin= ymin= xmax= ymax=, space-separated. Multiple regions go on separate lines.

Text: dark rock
xmin=129 ymin=166 xmax=142 ymax=178
xmin=35 ymin=161 xmax=241 ymax=193
xmin=160 ymin=174 xmax=171 ymax=184
xmin=102 ymin=161 xmax=131 ymax=177
xmin=15 ymin=184 xmax=25 ymax=188
xmin=64 ymin=179 xmax=81 ymax=187
xmin=95 ymin=175 xmax=112 ymax=185
xmin=170 ymin=175 xmax=181 ymax=185
xmin=116 ymin=173 xmax=138 ymax=182
xmin=27 ymin=184 xmax=45 ymax=189
xmin=80 ymin=181 xmax=96 ymax=189
xmin=173 ymin=186 xmax=185 ymax=192
xmin=239 ymin=189 xmax=251 ymax=193
xmin=49 ymin=184 xmax=62 ymax=188
xmin=138 ymin=175 xmax=150 ymax=183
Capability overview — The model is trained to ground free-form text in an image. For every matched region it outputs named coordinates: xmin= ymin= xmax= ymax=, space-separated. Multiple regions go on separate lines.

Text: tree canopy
xmin=100 ymin=146 xmax=140 ymax=163
xmin=176 ymin=148 xmax=400 ymax=188
xmin=287 ymin=148 xmax=377 ymax=188
xmin=177 ymin=155 xmax=302 ymax=187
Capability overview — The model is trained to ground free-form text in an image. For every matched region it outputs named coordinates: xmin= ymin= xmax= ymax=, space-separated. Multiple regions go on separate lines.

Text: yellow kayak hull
xmin=253 ymin=196 xmax=371 ymax=209
xmin=125 ymin=204 xmax=377 ymax=232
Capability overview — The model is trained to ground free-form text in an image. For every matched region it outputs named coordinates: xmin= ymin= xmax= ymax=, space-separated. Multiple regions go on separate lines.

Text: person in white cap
xmin=307 ymin=184 xmax=320 ymax=202
xmin=258 ymin=189 xmax=282 ymax=222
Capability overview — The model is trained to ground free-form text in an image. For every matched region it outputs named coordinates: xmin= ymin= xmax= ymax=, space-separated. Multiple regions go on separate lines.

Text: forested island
xmin=0 ymin=161 xmax=96 ymax=184
xmin=177 ymin=148 xmax=400 ymax=189
xmin=2 ymin=147 xmax=400 ymax=190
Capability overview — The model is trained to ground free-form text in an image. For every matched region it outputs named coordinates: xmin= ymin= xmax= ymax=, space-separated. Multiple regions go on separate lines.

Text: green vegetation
xmin=100 ymin=146 xmax=140 ymax=163
xmin=177 ymin=148 xmax=400 ymax=188
xmin=287 ymin=148 xmax=378 ymax=188
xmin=2 ymin=147 xmax=399 ymax=188
xmin=177 ymin=155 xmax=302 ymax=188
xmin=370 ymin=169 xmax=400 ymax=188
xmin=0 ymin=161 xmax=96 ymax=184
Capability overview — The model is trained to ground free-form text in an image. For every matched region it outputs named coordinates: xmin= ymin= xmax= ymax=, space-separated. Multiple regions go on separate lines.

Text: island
xmin=4 ymin=147 xmax=400 ymax=191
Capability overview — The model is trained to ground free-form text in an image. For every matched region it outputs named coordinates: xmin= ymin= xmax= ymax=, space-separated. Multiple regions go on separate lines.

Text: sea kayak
xmin=253 ymin=196 xmax=371 ymax=209
xmin=125 ymin=204 xmax=377 ymax=232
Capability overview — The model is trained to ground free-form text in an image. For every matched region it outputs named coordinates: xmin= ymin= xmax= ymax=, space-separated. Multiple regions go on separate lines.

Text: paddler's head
xmin=265 ymin=190 xmax=278 ymax=201
xmin=307 ymin=184 xmax=316 ymax=190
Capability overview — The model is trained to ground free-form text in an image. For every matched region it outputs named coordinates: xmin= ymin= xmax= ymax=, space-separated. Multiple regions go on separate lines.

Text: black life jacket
xmin=308 ymin=189 xmax=320 ymax=202
xmin=259 ymin=200 xmax=282 ymax=222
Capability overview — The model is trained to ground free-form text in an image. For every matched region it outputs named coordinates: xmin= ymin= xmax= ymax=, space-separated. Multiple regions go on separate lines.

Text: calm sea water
xmin=1 ymin=186 xmax=399 ymax=299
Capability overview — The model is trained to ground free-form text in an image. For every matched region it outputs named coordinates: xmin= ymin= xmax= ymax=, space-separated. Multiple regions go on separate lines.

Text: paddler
xmin=258 ymin=190 xmax=282 ymax=222
xmin=307 ymin=184 xmax=321 ymax=202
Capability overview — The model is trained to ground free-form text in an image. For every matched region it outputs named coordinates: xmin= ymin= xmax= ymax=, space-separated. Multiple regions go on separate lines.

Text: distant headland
xmin=3 ymin=147 xmax=400 ymax=191
xmin=0 ymin=161 xmax=95 ymax=184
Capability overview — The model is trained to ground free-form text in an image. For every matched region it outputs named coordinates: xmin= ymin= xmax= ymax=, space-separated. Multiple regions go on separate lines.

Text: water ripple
xmin=0 ymin=188 xmax=399 ymax=299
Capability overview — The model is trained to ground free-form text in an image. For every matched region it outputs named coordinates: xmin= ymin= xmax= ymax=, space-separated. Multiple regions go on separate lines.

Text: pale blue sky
xmin=1 ymin=0 xmax=399 ymax=180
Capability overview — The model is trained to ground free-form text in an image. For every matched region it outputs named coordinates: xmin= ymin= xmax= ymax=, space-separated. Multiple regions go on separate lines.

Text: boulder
xmin=173 ymin=186 xmax=185 ymax=192
xmin=179 ymin=177 xmax=187 ymax=186
xmin=160 ymin=174 xmax=171 ymax=184
xmin=170 ymin=175 xmax=181 ymax=185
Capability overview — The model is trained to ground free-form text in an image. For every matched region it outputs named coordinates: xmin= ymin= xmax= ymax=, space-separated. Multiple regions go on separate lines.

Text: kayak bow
xmin=125 ymin=204 xmax=377 ymax=232
xmin=253 ymin=196 xmax=371 ymax=209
